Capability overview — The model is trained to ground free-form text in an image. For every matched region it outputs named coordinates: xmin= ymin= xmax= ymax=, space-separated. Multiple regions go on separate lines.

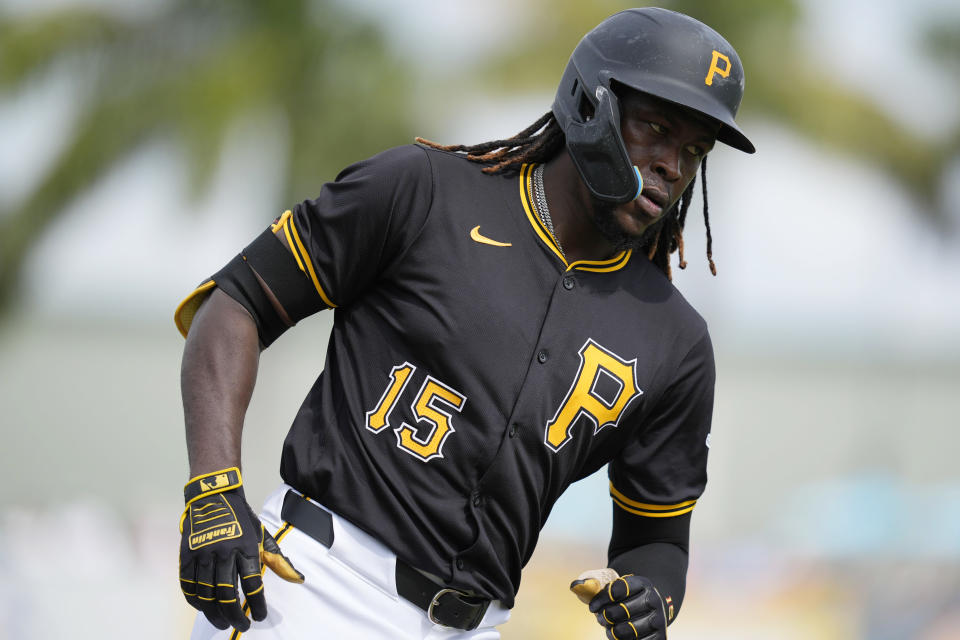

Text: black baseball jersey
xmin=177 ymin=144 xmax=714 ymax=607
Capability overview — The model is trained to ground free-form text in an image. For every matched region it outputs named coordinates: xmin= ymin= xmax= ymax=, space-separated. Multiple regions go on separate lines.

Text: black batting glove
xmin=589 ymin=574 xmax=668 ymax=640
xmin=178 ymin=468 xmax=304 ymax=632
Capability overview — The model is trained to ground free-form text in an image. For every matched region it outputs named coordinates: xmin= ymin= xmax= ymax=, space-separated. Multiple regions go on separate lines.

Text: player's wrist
xmin=185 ymin=442 xmax=243 ymax=482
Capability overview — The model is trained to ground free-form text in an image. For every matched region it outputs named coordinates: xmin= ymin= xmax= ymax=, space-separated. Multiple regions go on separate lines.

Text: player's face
xmin=591 ymin=91 xmax=720 ymax=247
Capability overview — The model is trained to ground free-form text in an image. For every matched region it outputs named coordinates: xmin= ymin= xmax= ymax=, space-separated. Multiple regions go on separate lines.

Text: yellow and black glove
xmin=571 ymin=570 xmax=668 ymax=640
xmin=179 ymin=468 xmax=304 ymax=632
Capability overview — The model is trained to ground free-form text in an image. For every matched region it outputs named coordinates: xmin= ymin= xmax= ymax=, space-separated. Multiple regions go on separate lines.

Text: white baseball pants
xmin=189 ymin=485 xmax=510 ymax=640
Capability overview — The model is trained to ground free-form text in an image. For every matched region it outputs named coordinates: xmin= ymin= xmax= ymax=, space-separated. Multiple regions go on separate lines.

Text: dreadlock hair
xmin=645 ymin=156 xmax=716 ymax=280
xmin=416 ymin=111 xmax=564 ymax=175
xmin=416 ymin=113 xmax=717 ymax=280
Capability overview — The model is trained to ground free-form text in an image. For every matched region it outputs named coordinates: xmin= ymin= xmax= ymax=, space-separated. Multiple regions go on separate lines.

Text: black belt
xmin=280 ymin=490 xmax=492 ymax=631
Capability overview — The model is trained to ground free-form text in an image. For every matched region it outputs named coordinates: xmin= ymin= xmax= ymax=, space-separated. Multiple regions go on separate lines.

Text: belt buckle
xmin=427 ymin=588 xmax=467 ymax=627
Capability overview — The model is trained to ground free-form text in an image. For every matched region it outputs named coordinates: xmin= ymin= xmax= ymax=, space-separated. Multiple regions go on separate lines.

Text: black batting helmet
xmin=552 ymin=7 xmax=755 ymax=203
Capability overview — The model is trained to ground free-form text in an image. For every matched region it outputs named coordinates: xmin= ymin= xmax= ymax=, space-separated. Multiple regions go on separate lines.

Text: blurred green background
xmin=1 ymin=0 xmax=959 ymax=638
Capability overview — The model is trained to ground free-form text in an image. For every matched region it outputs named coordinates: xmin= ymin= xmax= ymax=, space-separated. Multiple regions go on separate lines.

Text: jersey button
xmin=456 ymin=558 xmax=465 ymax=570
xmin=473 ymin=494 xmax=482 ymax=507
xmin=537 ymin=350 xmax=548 ymax=363
xmin=563 ymin=276 xmax=575 ymax=290
xmin=509 ymin=424 xmax=518 ymax=438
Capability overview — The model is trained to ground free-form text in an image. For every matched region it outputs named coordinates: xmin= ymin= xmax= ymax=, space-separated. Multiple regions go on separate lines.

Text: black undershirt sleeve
xmin=608 ymin=505 xmax=691 ymax=622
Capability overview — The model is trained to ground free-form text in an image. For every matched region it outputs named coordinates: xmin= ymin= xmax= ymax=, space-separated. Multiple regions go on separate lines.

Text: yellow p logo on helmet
xmin=705 ymin=50 xmax=731 ymax=86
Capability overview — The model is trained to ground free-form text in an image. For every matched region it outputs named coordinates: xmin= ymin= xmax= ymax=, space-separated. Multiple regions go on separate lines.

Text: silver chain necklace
xmin=532 ymin=164 xmax=565 ymax=259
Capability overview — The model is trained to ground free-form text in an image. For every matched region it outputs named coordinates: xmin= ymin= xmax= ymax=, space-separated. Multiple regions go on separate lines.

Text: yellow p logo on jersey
xmin=705 ymin=50 xmax=731 ymax=86
xmin=544 ymin=339 xmax=642 ymax=452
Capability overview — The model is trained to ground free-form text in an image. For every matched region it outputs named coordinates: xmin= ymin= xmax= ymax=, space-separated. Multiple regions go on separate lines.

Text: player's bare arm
xmin=181 ymin=289 xmax=259 ymax=476
xmin=181 ymin=238 xmax=296 ymax=475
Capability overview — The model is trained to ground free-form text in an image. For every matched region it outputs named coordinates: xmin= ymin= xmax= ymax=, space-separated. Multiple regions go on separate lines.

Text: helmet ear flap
xmin=562 ymin=85 xmax=639 ymax=204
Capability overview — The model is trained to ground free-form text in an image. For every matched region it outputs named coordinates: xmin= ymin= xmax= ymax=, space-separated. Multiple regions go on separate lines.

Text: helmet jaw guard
xmin=552 ymin=8 xmax=755 ymax=204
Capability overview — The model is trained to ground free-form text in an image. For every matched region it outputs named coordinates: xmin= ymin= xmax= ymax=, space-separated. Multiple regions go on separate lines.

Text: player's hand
xmin=178 ymin=468 xmax=304 ymax=631
xmin=571 ymin=570 xmax=668 ymax=640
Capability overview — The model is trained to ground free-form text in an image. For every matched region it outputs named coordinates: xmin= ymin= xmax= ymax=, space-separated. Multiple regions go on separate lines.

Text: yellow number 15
xmin=365 ymin=363 xmax=467 ymax=463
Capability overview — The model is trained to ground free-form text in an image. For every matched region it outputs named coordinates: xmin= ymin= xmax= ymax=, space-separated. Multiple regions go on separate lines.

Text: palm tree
xmin=0 ymin=0 xmax=416 ymax=310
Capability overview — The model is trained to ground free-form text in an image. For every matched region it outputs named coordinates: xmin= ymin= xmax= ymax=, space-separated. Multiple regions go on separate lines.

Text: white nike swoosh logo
xmin=470 ymin=226 xmax=512 ymax=247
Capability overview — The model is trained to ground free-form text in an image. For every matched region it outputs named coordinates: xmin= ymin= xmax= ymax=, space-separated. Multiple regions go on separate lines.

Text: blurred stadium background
xmin=1 ymin=0 xmax=959 ymax=638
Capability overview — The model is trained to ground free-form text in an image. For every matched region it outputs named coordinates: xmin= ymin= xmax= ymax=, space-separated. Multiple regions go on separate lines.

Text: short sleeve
xmin=277 ymin=144 xmax=434 ymax=308
xmin=609 ymin=331 xmax=715 ymax=518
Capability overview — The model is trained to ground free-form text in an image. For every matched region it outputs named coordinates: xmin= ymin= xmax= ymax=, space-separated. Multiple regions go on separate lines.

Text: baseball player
xmin=176 ymin=8 xmax=754 ymax=639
